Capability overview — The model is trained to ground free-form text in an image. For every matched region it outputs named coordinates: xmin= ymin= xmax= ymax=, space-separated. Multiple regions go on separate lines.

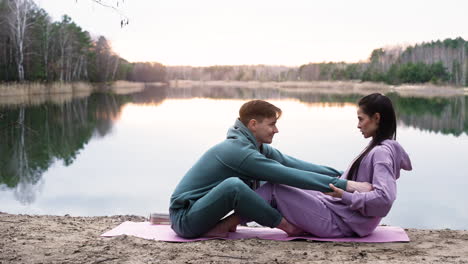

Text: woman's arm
xmin=341 ymin=161 xmax=396 ymax=217
xmin=325 ymin=149 xmax=397 ymax=217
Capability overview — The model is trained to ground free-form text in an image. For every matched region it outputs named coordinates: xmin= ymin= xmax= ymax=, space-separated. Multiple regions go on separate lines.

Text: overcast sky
xmin=33 ymin=0 xmax=468 ymax=66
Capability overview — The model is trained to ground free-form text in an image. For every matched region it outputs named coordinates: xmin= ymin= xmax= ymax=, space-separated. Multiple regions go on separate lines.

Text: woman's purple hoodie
xmin=319 ymin=139 xmax=412 ymax=237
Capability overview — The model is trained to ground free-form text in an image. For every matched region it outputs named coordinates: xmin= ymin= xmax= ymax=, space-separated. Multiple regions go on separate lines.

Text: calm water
xmin=1 ymin=85 xmax=467 ymax=230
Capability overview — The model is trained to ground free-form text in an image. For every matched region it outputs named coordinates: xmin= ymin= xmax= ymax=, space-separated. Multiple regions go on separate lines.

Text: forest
xmin=1 ymin=0 xmax=467 ymax=87
xmin=167 ymin=38 xmax=468 ymax=86
xmin=0 ymin=0 xmax=166 ymax=83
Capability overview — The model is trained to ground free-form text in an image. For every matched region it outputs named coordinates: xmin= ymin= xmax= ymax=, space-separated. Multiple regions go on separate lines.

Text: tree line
xmin=1 ymin=0 xmax=466 ymax=86
xmin=167 ymin=38 xmax=468 ymax=86
xmin=0 ymin=0 xmax=166 ymax=83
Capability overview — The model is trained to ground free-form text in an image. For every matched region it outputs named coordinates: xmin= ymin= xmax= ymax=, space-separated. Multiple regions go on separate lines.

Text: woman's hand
xmin=323 ymin=183 xmax=345 ymax=198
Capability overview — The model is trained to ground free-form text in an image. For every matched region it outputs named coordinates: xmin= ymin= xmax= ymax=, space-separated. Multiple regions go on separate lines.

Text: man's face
xmin=251 ymin=116 xmax=279 ymax=145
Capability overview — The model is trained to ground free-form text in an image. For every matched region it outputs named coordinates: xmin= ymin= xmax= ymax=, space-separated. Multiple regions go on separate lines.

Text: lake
xmin=1 ymin=84 xmax=467 ymax=230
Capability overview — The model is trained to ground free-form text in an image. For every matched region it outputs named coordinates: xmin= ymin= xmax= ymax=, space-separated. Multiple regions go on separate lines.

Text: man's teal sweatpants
xmin=170 ymin=177 xmax=282 ymax=238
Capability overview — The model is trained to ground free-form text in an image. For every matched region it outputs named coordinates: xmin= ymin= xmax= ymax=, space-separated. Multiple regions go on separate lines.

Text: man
xmin=169 ymin=100 xmax=372 ymax=238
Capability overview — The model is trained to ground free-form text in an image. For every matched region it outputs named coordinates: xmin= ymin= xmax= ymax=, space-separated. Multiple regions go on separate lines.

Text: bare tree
xmin=56 ymin=16 xmax=70 ymax=81
xmin=6 ymin=0 xmax=35 ymax=81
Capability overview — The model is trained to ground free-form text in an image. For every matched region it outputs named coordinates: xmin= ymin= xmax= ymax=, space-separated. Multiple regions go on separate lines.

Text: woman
xmin=255 ymin=93 xmax=412 ymax=237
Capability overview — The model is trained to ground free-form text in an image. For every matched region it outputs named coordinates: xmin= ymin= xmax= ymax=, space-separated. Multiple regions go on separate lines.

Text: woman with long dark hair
xmin=254 ymin=93 xmax=412 ymax=237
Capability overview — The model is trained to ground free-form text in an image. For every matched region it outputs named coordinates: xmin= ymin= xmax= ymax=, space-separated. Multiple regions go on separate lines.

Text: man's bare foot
xmin=203 ymin=228 xmax=229 ymax=238
xmin=276 ymin=217 xmax=306 ymax=236
xmin=202 ymin=214 xmax=240 ymax=237
xmin=224 ymin=214 xmax=240 ymax=232
xmin=229 ymin=224 xmax=237 ymax=232
xmin=346 ymin=181 xmax=373 ymax=193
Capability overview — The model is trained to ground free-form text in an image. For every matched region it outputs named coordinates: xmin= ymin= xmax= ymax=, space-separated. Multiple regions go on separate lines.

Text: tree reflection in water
xmin=163 ymin=86 xmax=468 ymax=136
xmin=0 ymin=85 xmax=466 ymax=205
xmin=0 ymin=93 xmax=132 ymax=203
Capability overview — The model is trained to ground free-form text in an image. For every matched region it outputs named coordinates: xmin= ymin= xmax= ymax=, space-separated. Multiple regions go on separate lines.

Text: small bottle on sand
xmin=149 ymin=213 xmax=171 ymax=225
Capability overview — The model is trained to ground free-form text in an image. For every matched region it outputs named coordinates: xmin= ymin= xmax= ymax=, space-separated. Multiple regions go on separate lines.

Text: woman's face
xmin=357 ymin=107 xmax=380 ymax=139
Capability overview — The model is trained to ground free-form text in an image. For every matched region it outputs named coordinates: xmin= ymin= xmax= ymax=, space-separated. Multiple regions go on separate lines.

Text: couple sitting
xmin=169 ymin=93 xmax=412 ymax=238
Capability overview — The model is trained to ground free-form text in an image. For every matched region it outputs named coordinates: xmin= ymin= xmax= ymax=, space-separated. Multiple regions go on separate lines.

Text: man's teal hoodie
xmin=170 ymin=119 xmax=347 ymax=210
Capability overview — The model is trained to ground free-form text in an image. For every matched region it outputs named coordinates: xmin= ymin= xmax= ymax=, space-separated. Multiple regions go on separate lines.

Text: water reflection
xmin=0 ymin=85 xmax=467 ymax=223
xmin=1 ymin=87 xmax=467 ymax=199
xmin=0 ymin=93 xmax=132 ymax=203
xmin=393 ymin=95 xmax=467 ymax=136
xmin=136 ymin=86 xmax=468 ymax=137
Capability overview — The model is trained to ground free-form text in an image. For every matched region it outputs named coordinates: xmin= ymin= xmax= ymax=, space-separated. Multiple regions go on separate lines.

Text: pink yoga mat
xmin=101 ymin=222 xmax=410 ymax=243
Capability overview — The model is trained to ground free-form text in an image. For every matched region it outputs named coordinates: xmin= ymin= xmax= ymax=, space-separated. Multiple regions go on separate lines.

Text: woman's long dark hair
xmin=347 ymin=93 xmax=397 ymax=180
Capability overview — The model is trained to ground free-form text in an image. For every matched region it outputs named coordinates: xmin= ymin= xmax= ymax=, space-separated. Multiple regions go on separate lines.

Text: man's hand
xmin=346 ymin=181 xmax=373 ymax=192
xmin=323 ymin=184 xmax=344 ymax=198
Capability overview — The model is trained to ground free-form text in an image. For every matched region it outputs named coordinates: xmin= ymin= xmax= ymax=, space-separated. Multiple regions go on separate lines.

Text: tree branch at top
xmin=78 ymin=0 xmax=129 ymax=27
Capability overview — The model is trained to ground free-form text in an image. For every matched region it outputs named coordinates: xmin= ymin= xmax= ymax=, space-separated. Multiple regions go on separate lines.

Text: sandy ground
xmin=1 ymin=213 xmax=468 ymax=264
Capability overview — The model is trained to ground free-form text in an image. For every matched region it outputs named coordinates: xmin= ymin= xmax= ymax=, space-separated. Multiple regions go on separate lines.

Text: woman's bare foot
xmin=203 ymin=214 xmax=240 ymax=237
xmin=276 ymin=217 xmax=306 ymax=236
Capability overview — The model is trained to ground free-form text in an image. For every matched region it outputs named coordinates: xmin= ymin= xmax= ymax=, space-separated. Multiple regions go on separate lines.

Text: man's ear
xmin=247 ymin=119 xmax=257 ymax=132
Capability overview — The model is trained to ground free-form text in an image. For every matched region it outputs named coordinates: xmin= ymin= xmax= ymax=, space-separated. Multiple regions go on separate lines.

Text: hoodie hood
xmin=226 ymin=119 xmax=260 ymax=149
xmin=380 ymin=139 xmax=412 ymax=179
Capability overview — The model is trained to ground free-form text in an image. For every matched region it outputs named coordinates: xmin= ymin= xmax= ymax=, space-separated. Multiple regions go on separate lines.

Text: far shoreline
xmin=0 ymin=80 xmax=466 ymax=103
xmin=169 ymin=79 xmax=468 ymax=97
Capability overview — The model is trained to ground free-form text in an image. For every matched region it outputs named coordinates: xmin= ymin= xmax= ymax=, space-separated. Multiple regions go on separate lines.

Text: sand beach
xmin=1 ymin=212 xmax=468 ymax=263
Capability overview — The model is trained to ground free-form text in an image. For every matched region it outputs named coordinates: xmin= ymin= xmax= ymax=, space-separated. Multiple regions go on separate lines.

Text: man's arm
xmin=239 ymin=151 xmax=347 ymax=192
xmin=262 ymin=144 xmax=342 ymax=177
